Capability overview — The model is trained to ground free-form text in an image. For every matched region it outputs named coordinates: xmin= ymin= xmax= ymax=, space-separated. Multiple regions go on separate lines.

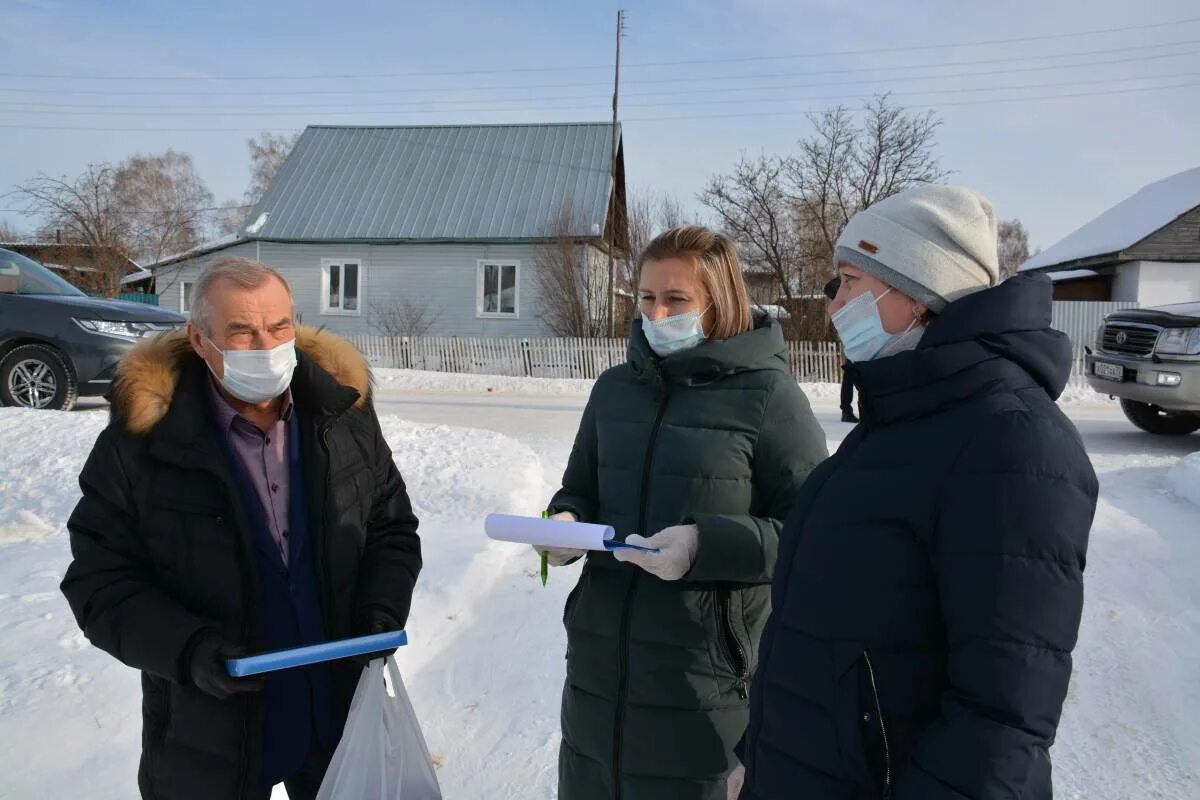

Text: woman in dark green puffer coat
xmin=540 ymin=226 xmax=829 ymax=800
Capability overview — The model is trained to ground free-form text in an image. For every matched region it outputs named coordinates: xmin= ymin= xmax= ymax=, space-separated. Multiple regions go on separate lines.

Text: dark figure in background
xmin=825 ymin=277 xmax=859 ymax=423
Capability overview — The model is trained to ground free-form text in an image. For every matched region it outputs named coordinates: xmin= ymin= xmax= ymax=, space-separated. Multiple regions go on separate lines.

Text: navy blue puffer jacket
xmin=738 ymin=274 xmax=1098 ymax=799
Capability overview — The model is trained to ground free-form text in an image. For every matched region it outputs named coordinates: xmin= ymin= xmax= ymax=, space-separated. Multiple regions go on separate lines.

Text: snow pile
xmin=0 ymin=408 xmax=106 ymax=542
xmin=1166 ymin=451 xmax=1200 ymax=507
xmin=0 ymin=407 xmax=559 ymax=799
xmin=1058 ymin=384 xmax=1117 ymax=406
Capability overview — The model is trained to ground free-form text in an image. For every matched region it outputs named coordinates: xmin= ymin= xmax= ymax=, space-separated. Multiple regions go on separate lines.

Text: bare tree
xmin=367 ymin=296 xmax=442 ymax=338
xmin=245 ymin=131 xmax=300 ymax=206
xmin=699 ymin=154 xmax=803 ymax=303
xmin=535 ymin=205 xmax=610 ymax=337
xmin=15 ymin=165 xmax=131 ymax=295
xmin=112 ymin=149 xmax=214 ymax=266
xmin=0 ymin=219 xmax=23 ymax=242
xmin=212 ymin=198 xmax=250 ymax=237
xmin=700 ymin=95 xmax=949 ymax=316
xmin=997 ymin=218 xmax=1031 ymax=279
xmin=788 ymin=94 xmax=949 ymax=272
xmin=658 ymin=194 xmax=687 ymax=230
xmin=624 ymin=189 xmax=691 ymax=293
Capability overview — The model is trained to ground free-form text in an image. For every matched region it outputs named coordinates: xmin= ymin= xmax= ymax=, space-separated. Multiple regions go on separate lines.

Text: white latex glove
xmin=726 ymin=763 xmax=745 ymax=800
xmin=612 ymin=524 xmax=699 ymax=581
xmin=532 ymin=511 xmax=586 ymax=566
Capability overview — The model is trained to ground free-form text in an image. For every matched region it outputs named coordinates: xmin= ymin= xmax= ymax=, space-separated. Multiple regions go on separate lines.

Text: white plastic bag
xmin=316 ymin=656 xmax=442 ymax=800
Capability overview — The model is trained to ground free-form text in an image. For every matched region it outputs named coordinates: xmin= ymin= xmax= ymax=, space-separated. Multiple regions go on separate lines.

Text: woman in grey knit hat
xmin=730 ymin=185 xmax=1099 ymax=800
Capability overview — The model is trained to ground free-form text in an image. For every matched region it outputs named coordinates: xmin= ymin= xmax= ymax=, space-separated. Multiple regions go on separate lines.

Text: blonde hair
xmin=190 ymin=256 xmax=293 ymax=335
xmin=637 ymin=225 xmax=753 ymax=340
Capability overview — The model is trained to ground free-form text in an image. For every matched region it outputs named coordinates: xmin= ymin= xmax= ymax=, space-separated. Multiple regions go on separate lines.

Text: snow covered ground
xmin=0 ymin=377 xmax=1197 ymax=799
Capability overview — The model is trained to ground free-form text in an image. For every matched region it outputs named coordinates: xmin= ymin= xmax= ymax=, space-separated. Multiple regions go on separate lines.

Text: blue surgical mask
xmin=831 ymin=288 xmax=916 ymax=362
xmin=642 ymin=307 xmax=709 ymax=357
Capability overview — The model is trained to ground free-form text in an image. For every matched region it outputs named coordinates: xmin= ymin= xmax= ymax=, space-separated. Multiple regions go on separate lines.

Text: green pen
xmin=540 ymin=510 xmax=550 ymax=587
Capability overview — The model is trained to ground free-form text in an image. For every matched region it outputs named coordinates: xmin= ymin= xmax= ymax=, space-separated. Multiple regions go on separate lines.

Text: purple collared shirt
xmin=209 ymin=380 xmax=294 ymax=564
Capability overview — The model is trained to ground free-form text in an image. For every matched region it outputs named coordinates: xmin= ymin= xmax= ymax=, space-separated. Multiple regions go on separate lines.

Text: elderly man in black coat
xmin=61 ymin=256 xmax=422 ymax=800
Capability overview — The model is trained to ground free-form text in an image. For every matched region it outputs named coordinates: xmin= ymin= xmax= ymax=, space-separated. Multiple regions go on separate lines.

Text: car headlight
xmin=74 ymin=319 xmax=160 ymax=340
xmin=1095 ymin=323 xmax=1106 ymax=349
xmin=1156 ymin=327 xmax=1200 ymax=356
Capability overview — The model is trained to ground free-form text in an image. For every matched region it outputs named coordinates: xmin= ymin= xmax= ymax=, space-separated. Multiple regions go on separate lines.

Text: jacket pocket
xmin=859 ymin=650 xmax=892 ymax=798
xmin=563 ymin=574 xmax=585 ymax=629
xmin=715 ymin=588 xmax=750 ymax=699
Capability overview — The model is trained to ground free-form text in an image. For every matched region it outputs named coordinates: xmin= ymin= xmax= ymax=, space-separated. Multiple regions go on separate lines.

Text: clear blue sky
xmin=2 ymin=0 xmax=1198 ymax=250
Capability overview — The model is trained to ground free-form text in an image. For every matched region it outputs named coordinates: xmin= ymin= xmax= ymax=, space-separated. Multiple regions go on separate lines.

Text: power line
xmin=3 ymin=61 xmax=1199 ymax=114
xmin=1 ymin=16 xmax=1197 ymax=81
xmin=3 ymin=38 xmax=1197 ymax=97
xmin=0 ymin=80 xmax=1196 ymax=133
xmin=624 ymin=80 xmax=1200 ymax=121
xmin=2 ymin=70 xmax=1200 ymax=118
xmin=0 ymin=205 xmax=253 ymax=215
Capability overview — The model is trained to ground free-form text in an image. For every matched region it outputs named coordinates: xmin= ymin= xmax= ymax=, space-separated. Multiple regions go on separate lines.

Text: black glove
xmin=351 ymin=607 xmax=402 ymax=667
xmin=186 ymin=632 xmax=265 ymax=700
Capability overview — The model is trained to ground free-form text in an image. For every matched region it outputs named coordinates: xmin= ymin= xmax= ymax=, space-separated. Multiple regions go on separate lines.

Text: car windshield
xmin=0 ymin=248 xmax=87 ymax=297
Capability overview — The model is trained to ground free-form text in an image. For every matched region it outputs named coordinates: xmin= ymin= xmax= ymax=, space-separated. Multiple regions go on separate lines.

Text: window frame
xmin=180 ymin=280 xmax=195 ymax=314
xmin=320 ymin=258 xmax=364 ymax=316
xmin=475 ymin=259 xmax=520 ymax=319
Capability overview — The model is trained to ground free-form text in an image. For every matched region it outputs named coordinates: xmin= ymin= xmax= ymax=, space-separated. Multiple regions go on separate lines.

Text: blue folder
xmin=226 ymin=630 xmax=408 ymax=677
xmin=604 ymin=540 xmax=660 ymax=552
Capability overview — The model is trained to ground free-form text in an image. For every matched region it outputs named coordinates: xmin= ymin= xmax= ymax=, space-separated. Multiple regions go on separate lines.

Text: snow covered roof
xmin=754 ymin=304 xmax=792 ymax=320
xmin=149 ymin=232 xmax=244 ymax=270
xmin=1048 ymin=269 xmax=1100 ymax=282
xmin=120 ymin=268 xmax=153 ymax=285
xmin=1021 ymin=165 xmax=1200 ymax=272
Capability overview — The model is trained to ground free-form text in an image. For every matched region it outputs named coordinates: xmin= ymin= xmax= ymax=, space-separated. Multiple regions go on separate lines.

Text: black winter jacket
xmin=60 ymin=327 xmax=422 ymax=800
xmin=738 ymin=274 xmax=1098 ymax=799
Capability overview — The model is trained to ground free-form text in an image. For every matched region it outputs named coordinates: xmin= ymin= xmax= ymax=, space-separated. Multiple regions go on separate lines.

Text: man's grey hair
xmin=190 ymin=256 xmax=294 ymax=335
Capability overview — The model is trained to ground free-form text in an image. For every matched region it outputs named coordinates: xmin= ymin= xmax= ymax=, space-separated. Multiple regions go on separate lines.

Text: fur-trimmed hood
xmin=112 ymin=326 xmax=371 ymax=435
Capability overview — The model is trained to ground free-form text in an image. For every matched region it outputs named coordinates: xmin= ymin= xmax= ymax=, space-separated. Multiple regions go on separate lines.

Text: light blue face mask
xmin=642 ymin=307 xmax=709 ymax=357
xmin=832 ymin=288 xmax=916 ymax=362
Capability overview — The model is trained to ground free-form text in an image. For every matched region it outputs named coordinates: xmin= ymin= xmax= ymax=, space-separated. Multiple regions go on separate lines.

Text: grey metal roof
xmin=243 ymin=122 xmax=620 ymax=242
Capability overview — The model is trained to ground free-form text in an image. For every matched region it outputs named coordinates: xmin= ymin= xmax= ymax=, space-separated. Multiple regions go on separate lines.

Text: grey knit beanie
xmin=834 ymin=184 xmax=1000 ymax=313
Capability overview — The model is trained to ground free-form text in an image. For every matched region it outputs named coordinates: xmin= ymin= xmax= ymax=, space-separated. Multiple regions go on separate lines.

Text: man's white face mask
xmin=206 ymin=337 xmax=297 ymax=404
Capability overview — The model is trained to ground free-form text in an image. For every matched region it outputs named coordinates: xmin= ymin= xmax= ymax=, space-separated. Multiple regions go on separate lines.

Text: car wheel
xmin=0 ymin=344 xmax=78 ymax=411
xmin=1119 ymin=399 xmax=1200 ymax=436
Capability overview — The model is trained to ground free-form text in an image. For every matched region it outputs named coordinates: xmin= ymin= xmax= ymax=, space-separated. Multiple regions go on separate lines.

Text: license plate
xmin=1093 ymin=361 xmax=1124 ymax=381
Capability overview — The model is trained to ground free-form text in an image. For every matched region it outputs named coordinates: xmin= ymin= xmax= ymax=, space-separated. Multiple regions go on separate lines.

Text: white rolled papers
xmin=484 ymin=513 xmax=657 ymax=552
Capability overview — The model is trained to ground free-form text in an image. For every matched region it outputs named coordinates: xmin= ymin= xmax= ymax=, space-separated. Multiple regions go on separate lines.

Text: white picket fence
xmin=346 ymin=335 xmax=846 ymax=382
xmin=345 ymin=335 xmax=1100 ymax=387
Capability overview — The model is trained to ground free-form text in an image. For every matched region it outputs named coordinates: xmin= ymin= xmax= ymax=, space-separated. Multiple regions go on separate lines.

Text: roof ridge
xmin=305 ymin=121 xmax=615 ymax=131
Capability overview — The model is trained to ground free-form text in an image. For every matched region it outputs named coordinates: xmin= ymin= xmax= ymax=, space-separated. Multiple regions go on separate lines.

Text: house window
xmin=477 ymin=260 xmax=519 ymax=318
xmin=321 ymin=259 xmax=362 ymax=315
xmin=181 ymin=281 xmax=195 ymax=314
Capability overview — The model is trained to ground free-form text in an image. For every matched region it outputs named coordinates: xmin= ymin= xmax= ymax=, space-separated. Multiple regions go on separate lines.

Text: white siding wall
xmin=1111 ymin=262 xmax=1141 ymax=302
xmin=155 ymin=241 xmax=560 ymax=337
xmin=1133 ymin=260 xmax=1200 ymax=306
xmin=153 ymin=242 xmax=259 ymax=315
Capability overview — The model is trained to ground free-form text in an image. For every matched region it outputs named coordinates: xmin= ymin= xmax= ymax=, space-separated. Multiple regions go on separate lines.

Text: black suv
xmin=0 ymin=247 xmax=185 ymax=411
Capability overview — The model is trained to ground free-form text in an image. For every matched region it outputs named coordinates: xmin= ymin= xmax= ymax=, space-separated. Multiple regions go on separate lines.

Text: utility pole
xmin=606 ymin=9 xmax=626 ymax=338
